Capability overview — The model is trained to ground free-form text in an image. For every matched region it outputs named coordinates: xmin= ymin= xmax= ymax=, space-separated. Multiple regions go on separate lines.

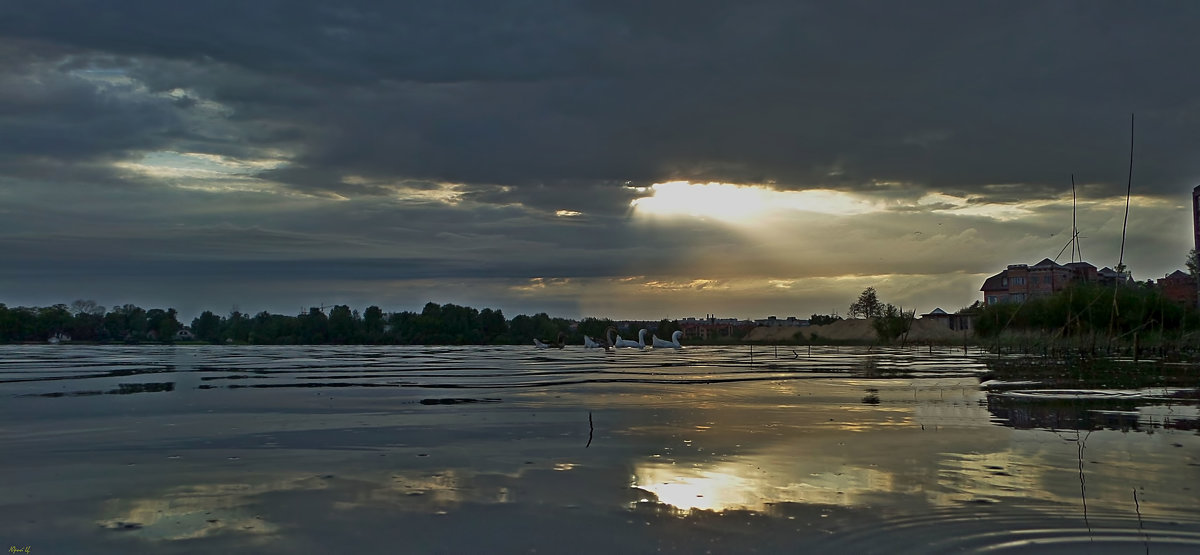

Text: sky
xmin=2 ymin=1 xmax=1198 ymax=322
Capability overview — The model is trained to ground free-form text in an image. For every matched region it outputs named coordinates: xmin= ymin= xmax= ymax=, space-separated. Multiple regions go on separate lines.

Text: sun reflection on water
xmin=631 ymin=458 xmax=894 ymax=513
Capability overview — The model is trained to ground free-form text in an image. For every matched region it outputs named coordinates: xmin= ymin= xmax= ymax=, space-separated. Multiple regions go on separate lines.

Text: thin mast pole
xmin=1117 ymin=113 xmax=1134 ymax=273
xmin=1071 ymin=174 xmax=1078 ymax=262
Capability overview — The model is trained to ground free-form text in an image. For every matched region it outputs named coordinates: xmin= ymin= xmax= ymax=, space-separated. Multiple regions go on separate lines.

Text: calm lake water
xmin=2 ymin=345 xmax=1198 ymax=553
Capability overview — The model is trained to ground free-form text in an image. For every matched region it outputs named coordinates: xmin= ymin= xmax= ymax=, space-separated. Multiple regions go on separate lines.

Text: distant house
xmin=753 ymin=316 xmax=807 ymax=327
xmin=920 ymin=308 xmax=972 ymax=331
xmin=981 ymin=258 xmax=1131 ymax=306
xmin=175 ymin=328 xmax=196 ymax=341
xmin=679 ymin=314 xmax=755 ymax=339
xmin=1064 ymin=261 xmax=1099 ymax=283
xmin=1156 ymin=270 xmax=1198 ymax=307
xmin=1096 ymin=266 xmax=1132 ymax=285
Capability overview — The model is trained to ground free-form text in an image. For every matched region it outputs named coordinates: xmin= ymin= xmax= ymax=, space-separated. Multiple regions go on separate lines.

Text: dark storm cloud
xmin=2 ymin=1 xmax=1198 ymax=318
xmin=4 ymin=1 xmax=1198 ymax=200
xmin=0 ymin=175 xmax=708 ymax=282
xmin=0 ymin=236 xmax=690 ymax=285
xmin=0 ymin=61 xmax=181 ymax=173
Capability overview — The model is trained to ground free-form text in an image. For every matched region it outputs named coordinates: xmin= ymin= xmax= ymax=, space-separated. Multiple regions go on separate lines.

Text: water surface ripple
xmin=0 ymin=344 xmax=988 ymax=394
xmin=2 ymin=345 xmax=1197 ymax=554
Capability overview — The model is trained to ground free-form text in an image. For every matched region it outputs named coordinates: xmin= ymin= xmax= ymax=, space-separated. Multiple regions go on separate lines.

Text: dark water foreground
xmin=1 ymin=345 xmax=1198 ymax=554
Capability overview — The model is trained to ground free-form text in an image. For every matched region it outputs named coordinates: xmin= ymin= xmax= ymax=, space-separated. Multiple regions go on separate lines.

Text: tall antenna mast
xmin=1117 ymin=113 xmax=1134 ymax=274
xmin=1075 ymin=174 xmax=1084 ymax=263
xmin=1055 ymin=173 xmax=1086 ymax=264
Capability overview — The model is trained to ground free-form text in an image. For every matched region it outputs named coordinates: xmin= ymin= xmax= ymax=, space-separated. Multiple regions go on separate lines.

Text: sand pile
xmin=744 ymin=318 xmax=971 ymax=343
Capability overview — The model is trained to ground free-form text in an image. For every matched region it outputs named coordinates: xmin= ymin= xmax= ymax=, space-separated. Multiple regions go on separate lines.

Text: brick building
xmin=679 ymin=314 xmax=755 ymax=339
xmin=1156 ymin=270 xmax=1198 ymax=307
xmin=980 ymin=258 xmax=1129 ymax=306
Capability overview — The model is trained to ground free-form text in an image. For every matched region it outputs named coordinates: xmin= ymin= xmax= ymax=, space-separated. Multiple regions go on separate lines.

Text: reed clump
xmin=972 ymin=282 xmax=1200 ymax=361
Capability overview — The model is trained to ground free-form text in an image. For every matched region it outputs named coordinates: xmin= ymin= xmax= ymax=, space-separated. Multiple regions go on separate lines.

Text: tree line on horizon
xmin=8 ymin=280 xmax=1187 ymax=347
xmin=0 ymin=300 xmax=686 ymax=345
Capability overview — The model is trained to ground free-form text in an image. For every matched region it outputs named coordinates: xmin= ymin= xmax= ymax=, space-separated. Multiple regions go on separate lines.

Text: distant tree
xmin=655 ymin=319 xmax=681 ymax=336
xmin=161 ymin=308 xmax=182 ymax=339
xmin=872 ymin=304 xmax=915 ymax=343
xmin=105 ymin=304 xmax=148 ymax=341
xmin=551 ymin=316 xmax=574 ymax=340
xmin=224 ymin=310 xmax=250 ymax=343
xmin=507 ymin=314 xmax=535 ymax=343
xmin=440 ymin=303 xmax=482 ymax=343
xmin=248 ymin=311 xmax=299 ymax=344
xmin=192 ymin=311 xmax=222 ymax=343
xmin=362 ymin=306 xmax=385 ymax=340
xmin=68 ymin=309 xmax=106 ymax=341
xmin=412 ymin=302 xmax=445 ymax=343
xmin=577 ymin=317 xmax=614 ymax=342
xmin=848 ymin=287 xmax=883 ymax=319
xmin=478 ymin=308 xmax=507 ymax=343
xmin=809 ymin=314 xmax=842 ymax=326
xmin=8 ymin=306 xmax=38 ymax=341
xmin=298 ymin=308 xmax=328 ymax=343
xmin=146 ymin=308 xmax=182 ymax=340
xmin=70 ymin=299 xmax=105 ymax=317
xmin=328 ymin=305 xmax=356 ymax=343
xmin=386 ymin=310 xmax=416 ymax=343
xmin=0 ymin=304 xmax=15 ymax=341
xmin=36 ymin=304 xmax=73 ymax=339
xmin=508 ymin=313 xmax=560 ymax=344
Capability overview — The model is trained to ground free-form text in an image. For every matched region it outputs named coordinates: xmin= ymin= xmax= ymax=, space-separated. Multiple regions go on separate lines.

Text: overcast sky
xmin=1 ymin=1 xmax=1197 ymax=321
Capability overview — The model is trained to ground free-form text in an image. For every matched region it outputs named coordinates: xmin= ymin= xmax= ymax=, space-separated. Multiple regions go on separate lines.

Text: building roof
xmin=1097 ymin=266 xmax=1133 ymax=282
xmin=1032 ymin=258 xmax=1065 ymax=269
xmin=1165 ymin=269 xmax=1190 ymax=280
xmin=980 ymin=271 xmax=1006 ymax=292
xmin=922 ymin=308 xmax=949 ymax=317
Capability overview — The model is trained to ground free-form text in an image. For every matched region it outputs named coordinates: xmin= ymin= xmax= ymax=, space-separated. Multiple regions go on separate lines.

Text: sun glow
xmin=630 ymin=181 xmax=883 ymax=223
xmin=916 ymin=192 xmax=1035 ymax=221
xmin=114 ymin=150 xmax=292 ymax=194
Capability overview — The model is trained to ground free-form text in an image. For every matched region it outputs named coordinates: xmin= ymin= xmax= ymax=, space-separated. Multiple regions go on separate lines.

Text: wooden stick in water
xmin=586 ymin=411 xmax=593 ymax=448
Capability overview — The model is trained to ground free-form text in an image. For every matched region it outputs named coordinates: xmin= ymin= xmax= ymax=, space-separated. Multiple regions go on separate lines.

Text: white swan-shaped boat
xmin=652 ymin=330 xmax=683 ymax=348
xmin=583 ymin=335 xmax=604 ymax=348
xmin=610 ymin=328 xmax=647 ymax=349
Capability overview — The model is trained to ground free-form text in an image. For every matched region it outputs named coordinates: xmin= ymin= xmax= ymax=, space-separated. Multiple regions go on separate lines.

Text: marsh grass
xmin=971 ymin=282 xmax=1200 ymax=361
